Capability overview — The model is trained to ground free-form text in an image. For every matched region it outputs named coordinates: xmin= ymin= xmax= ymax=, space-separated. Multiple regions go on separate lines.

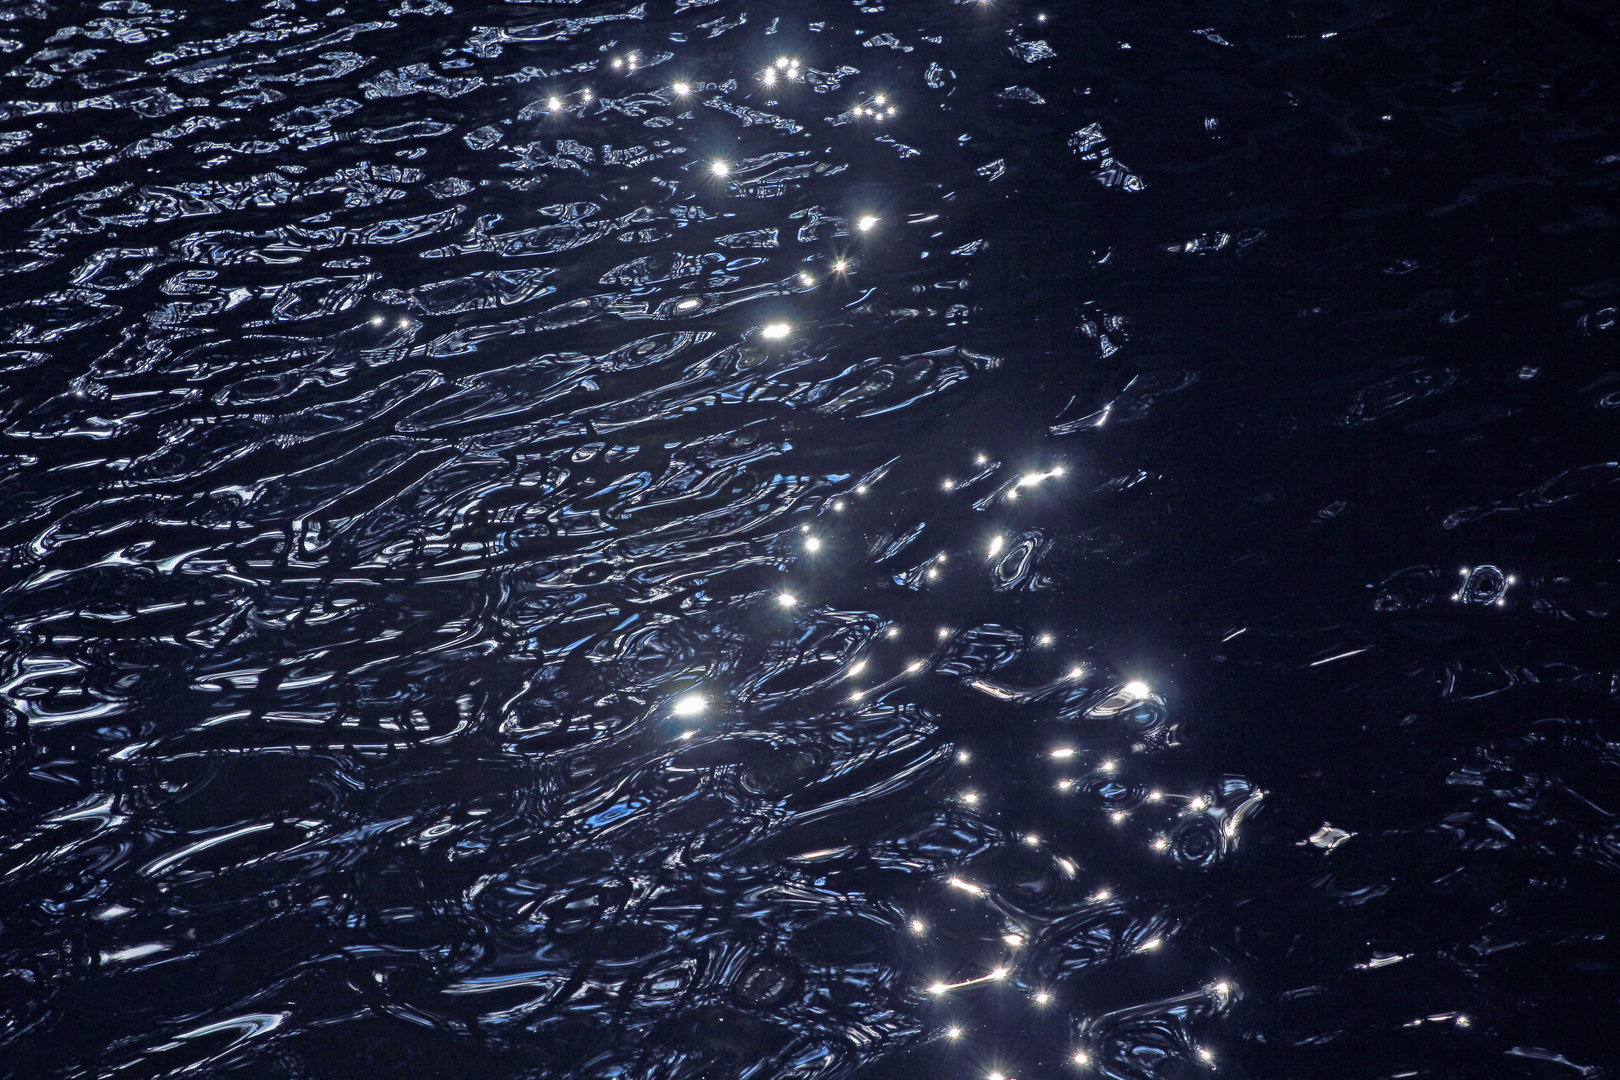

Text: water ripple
xmin=0 ymin=0 xmax=1616 ymax=1078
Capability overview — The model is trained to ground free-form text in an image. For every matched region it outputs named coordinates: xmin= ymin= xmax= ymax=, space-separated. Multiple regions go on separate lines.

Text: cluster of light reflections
xmin=533 ymin=43 xmax=894 ymax=311
xmin=853 ymin=93 xmax=898 ymax=121
xmin=762 ymin=55 xmax=803 ymax=88
xmin=917 ymin=847 xmax=1239 ymax=1073
xmin=648 ymin=446 xmax=1264 ymax=1076
xmin=292 ymin=15 xmax=1293 ymax=1080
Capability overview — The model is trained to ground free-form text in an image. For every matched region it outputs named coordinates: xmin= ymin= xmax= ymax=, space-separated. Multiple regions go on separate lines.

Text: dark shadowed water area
xmin=1 ymin=0 xmax=1619 ymax=1077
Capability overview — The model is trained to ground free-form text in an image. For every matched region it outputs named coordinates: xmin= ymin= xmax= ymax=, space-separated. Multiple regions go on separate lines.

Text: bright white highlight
xmin=761 ymin=322 xmax=791 ymax=340
xmin=672 ymin=694 xmax=706 ymax=718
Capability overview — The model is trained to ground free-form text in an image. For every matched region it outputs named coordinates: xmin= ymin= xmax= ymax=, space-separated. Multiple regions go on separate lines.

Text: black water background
xmin=1 ymin=0 xmax=1619 ymax=1077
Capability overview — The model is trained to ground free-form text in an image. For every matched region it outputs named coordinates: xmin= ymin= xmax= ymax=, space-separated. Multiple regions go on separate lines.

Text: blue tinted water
xmin=1 ymin=1 xmax=1618 ymax=1078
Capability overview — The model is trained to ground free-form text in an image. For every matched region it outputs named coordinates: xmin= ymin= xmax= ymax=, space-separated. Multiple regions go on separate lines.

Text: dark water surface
xmin=2 ymin=0 xmax=1619 ymax=1076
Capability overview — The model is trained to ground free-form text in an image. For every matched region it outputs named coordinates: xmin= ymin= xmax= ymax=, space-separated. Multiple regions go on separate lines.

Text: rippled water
xmin=2 ymin=0 xmax=1619 ymax=1076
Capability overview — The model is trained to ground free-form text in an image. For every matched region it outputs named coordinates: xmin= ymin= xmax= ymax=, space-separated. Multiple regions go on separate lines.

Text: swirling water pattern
xmin=2 ymin=0 xmax=1619 ymax=1077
